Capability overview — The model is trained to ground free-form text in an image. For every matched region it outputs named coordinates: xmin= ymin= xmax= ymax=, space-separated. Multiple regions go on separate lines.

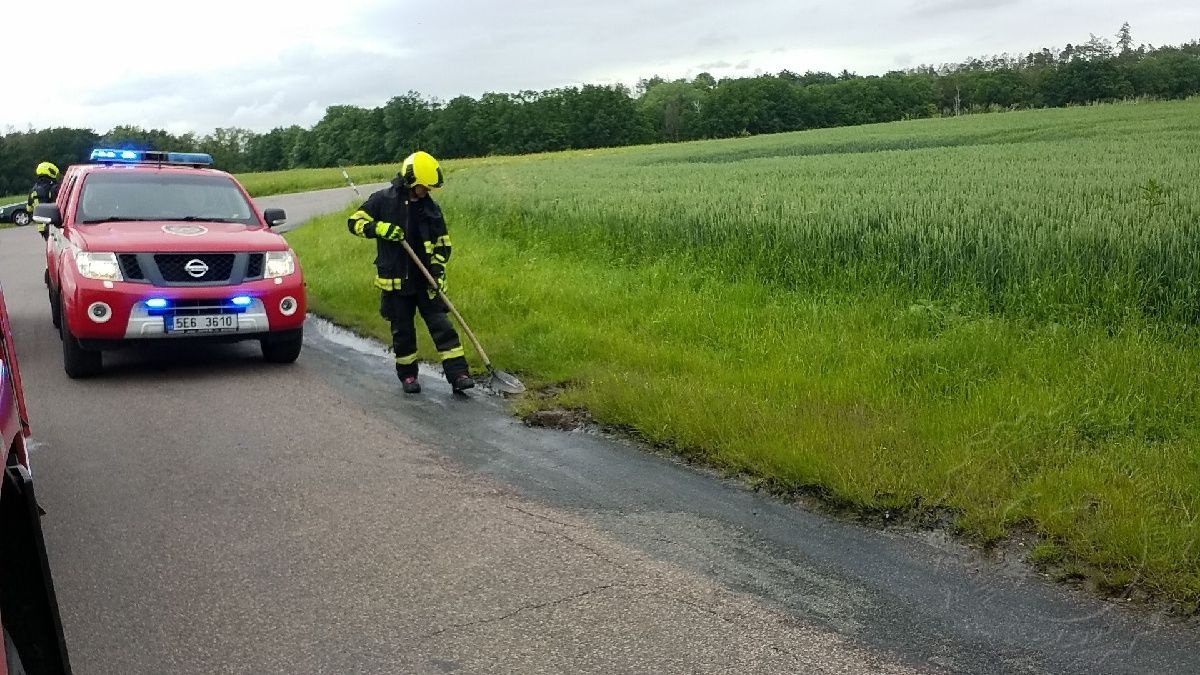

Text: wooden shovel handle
xmin=398 ymin=240 xmax=493 ymax=369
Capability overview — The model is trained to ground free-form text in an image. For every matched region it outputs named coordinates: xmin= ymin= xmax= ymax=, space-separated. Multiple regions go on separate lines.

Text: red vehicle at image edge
xmin=34 ymin=149 xmax=306 ymax=378
xmin=0 ymin=285 xmax=72 ymax=674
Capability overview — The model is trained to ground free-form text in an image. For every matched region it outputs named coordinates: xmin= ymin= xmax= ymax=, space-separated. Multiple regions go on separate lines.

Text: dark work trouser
xmin=381 ymin=291 xmax=468 ymax=381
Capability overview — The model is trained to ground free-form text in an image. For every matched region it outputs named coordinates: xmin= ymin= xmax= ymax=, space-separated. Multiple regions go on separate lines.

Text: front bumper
xmin=63 ymin=275 xmax=306 ymax=342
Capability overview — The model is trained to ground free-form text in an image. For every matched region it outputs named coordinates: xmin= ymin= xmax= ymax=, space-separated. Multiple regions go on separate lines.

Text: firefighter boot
xmin=401 ymin=375 xmax=422 ymax=394
xmin=451 ymin=373 xmax=475 ymax=392
xmin=397 ymin=364 xmax=421 ymax=394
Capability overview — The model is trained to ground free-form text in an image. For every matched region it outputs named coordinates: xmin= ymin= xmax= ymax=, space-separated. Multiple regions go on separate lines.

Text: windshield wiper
xmin=81 ymin=217 xmax=158 ymax=224
xmin=161 ymin=216 xmax=244 ymax=223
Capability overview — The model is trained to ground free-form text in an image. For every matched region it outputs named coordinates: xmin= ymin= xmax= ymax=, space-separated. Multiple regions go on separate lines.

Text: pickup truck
xmin=35 ymin=149 xmax=306 ymax=378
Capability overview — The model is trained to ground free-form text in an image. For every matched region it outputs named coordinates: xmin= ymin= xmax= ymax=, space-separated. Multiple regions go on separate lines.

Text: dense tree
xmin=199 ymin=128 xmax=255 ymax=173
xmin=1117 ymin=23 xmax=1135 ymax=57
xmin=563 ymin=85 xmax=649 ymax=148
xmin=381 ymin=93 xmax=436 ymax=160
xmin=639 ymin=80 xmax=706 ymax=141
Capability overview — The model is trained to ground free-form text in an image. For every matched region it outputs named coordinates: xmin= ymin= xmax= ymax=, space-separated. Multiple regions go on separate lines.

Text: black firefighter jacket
xmin=347 ymin=179 xmax=452 ymax=295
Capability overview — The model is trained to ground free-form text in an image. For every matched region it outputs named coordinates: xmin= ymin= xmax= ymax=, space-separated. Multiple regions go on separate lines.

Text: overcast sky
xmin=4 ymin=1 xmax=1196 ymax=136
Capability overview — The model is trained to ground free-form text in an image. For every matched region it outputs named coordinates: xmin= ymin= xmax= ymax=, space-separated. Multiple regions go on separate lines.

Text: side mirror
xmin=32 ymin=203 xmax=62 ymax=228
xmin=263 ymin=208 xmax=287 ymax=229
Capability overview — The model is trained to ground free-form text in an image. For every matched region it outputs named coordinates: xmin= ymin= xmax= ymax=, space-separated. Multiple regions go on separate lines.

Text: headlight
xmin=75 ymin=252 xmax=123 ymax=281
xmin=264 ymin=250 xmax=296 ymax=279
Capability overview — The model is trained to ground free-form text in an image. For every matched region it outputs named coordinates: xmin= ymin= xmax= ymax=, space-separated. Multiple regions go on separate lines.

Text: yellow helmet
xmin=36 ymin=161 xmax=60 ymax=180
xmin=400 ymin=151 xmax=443 ymax=189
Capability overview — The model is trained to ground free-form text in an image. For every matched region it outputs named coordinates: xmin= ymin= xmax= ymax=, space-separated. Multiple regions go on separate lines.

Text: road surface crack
xmin=499 ymin=507 xmax=624 ymax=569
xmin=529 ymin=525 xmax=625 ymax=568
xmin=419 ymin=583 xmax=620 ymax=640
xmin=665 ymin=595 xmax=740 ymax=626
xmin=503 ymin=503 xmax=583 ymax=529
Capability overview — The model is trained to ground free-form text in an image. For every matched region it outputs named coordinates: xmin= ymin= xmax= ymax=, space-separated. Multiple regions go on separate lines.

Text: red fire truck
xmin=35 ymin=149 xmax=306 ymax=378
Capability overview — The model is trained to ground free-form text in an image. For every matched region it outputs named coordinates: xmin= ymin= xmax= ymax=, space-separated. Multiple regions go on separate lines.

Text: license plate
xmin=169 ymin=314 xmax=237 ymax=333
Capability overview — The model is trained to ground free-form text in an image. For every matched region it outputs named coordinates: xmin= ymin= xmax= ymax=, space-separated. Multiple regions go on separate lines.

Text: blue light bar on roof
xmin=88 ymin=148 xmax=214 ymax=166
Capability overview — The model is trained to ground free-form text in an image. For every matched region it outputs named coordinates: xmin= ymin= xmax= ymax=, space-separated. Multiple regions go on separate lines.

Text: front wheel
xmin=261 ymin=329 xmax=303 ymax=364
xmin=48 ymin=286 xmax=61 ymax=332
xmin=61 ymin=304 xmax=102 ymax=378
xmin=12 ymin=210 xmax=30 ymax=227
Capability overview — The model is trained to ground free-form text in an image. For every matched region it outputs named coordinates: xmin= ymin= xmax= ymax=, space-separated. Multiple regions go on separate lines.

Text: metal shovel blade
xmin=489 ymin=367 xmax=526 ymax=394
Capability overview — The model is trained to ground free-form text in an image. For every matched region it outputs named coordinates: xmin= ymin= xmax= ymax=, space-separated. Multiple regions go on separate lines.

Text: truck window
xmin=76 ymin=173 xmax=257 ymax=225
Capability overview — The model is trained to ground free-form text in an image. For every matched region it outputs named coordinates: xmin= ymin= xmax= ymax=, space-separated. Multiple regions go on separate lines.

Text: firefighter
xmin=346 ymin=151 xmax=474 ymax=394
xmin=28 ymin=161 xmax=60 ymax=240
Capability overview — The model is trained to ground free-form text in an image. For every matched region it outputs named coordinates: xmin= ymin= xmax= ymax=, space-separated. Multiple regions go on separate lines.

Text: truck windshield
xmin=78 ymin=172 xmax=257 ymax=225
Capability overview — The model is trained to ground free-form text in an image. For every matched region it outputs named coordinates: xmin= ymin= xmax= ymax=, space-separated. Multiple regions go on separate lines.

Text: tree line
xmin=2 ymin=24 xmax=1197 ymax=196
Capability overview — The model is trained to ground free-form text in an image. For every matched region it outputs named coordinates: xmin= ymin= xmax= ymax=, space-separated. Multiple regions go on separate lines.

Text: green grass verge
xmin=285 ymin=100 xmax=1200 ymax=612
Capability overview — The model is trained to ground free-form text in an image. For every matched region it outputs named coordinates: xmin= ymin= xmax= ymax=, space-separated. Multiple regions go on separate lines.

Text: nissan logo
xmin=184 ymin=259 xmax=209 ymax=278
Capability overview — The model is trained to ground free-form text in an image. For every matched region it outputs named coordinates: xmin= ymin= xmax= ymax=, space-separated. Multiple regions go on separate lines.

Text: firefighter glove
xmin=374 ymin=221 xmax=403 ymax=241
xmin=427 ymin=274 xmax=447 ymax=299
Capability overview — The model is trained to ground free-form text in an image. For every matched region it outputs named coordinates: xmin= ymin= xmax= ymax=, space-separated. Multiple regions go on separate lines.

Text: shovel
xmin=397 ymin=240 xmax=526 ymax=394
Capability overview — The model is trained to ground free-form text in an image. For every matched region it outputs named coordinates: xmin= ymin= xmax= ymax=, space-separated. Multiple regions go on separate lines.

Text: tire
xmin=48 ymin=286 xmax=61 ymax=332
xmin=261 ymin=329 xmax=303 ymax=364
xmin=61 ymin=303 xmax=101 ymax=378
xmin=12 ymin=210 xmax=30 ymax=227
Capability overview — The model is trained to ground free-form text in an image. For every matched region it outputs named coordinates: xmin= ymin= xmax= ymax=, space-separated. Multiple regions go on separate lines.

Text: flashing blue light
xmin=88 ymin=148 xmax=214 ymax=166
xmin=231 ymin=296 xmax=252 ymax=307
xmin=145 ymin=298 xmax=169 ymax=309
xmin=90 ymin=148 xmax=142 ymax=162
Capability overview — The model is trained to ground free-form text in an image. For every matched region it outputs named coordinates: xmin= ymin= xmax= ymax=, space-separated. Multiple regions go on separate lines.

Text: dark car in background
xmin=0 ymin=202 xmax=31 ymax=227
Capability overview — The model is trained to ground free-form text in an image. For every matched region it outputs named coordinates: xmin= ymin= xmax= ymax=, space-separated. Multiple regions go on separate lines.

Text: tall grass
xmin=288 ymin=99 xmax=1200 ymax=610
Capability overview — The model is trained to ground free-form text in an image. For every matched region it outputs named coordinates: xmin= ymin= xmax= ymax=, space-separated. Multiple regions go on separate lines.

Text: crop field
xmin=283 ymin=99 xmax=1200 ymax=610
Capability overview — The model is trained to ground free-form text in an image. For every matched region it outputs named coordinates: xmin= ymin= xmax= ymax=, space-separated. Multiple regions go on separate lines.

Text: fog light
xmin=279 ymin=296 xmax=298 ymax=316
xmin=88 ymin=302 xmax=113 ymax=323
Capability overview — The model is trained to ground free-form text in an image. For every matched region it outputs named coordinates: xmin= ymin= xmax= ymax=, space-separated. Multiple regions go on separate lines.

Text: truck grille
xmin=154 ymin=254 xmax=236 ymax=283
xmin=245 ymin=253 xmax=264 ymax=279
xmin=113 ymin=253 xmax=265 ymax=286
xmin=118 ymin=254 xmax=145 ymax=281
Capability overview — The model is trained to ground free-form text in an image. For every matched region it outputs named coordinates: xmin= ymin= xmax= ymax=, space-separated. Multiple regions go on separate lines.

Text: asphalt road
xmin=1 ymin=191 xmax=1196 ymax=674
